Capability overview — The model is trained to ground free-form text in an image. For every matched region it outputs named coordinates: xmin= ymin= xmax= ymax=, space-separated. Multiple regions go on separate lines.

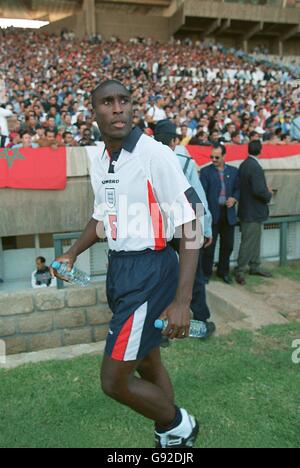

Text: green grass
xmin=1 ymin=323 xmax=300 ymax=448
xmin=274 ymin=261 xmax=300 ymax=282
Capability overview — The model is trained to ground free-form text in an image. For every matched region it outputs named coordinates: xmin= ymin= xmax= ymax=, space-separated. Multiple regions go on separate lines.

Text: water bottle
xmin=155 ymin=319 xmax=208 ymax=338
xmin=51 ymin=261 xmax=90 ymax=287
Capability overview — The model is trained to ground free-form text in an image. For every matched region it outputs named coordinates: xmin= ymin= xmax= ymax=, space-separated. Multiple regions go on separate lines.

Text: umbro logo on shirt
xmin=102 ymin=180 xmax=120 ymax=185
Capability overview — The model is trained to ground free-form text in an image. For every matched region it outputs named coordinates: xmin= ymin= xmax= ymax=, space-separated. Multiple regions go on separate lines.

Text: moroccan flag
xmin=0 ymin=147 xmax=66 ymax=190
xmin=186 ymin=144 xmax=300 ymax=168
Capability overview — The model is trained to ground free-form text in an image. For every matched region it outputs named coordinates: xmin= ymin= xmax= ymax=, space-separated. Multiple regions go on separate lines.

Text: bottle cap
xmin=154 ymin=319 xmax=164 ymax=330
xmin=52 ymin=261 xmax=61 ymax=270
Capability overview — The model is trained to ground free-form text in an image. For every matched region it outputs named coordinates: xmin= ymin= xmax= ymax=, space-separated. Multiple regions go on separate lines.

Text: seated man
xmin=31 ymin=256 xmax=57 ymax=289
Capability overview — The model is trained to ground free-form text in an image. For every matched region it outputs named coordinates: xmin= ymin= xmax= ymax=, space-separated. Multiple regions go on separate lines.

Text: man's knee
xmin=100 ymin=362 xmax=134 ymax=401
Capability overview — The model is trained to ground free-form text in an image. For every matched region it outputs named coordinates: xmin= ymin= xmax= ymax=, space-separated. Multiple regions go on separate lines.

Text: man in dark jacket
xmin=236 ymin=140 xmax=274 ymax=285
xmin=201 ymin=144 xmax=240 ymax=284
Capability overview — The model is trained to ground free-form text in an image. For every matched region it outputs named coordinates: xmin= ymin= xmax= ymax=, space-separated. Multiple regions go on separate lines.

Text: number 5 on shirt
xmin=109 ymin=214 xmax=118 ymax=241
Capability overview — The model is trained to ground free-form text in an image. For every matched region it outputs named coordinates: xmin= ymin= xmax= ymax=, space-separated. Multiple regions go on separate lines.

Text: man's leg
xmin=191 ymin=249 xmax=210 ymax=322
xmin=217 ymin=217 xmax=235 ymax=278
xmin=236 ymin=222 xmax=255 ymax=275
xmin=137 ymin=347 xmax=174 ymax=404
xmin=202 ymin=224 xmax=219 ymax=279
xmin=101 ymin=350 xmax=176 ymax=427
xmin=249 ymin=223 xmax=263 ymax=273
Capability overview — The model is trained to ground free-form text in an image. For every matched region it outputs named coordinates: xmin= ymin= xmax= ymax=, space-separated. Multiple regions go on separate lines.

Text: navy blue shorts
xmin=105 ymin=246 xmax=179 ymax=362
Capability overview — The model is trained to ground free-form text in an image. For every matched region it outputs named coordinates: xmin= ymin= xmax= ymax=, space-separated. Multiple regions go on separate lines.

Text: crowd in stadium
xmin=1 ymin=28 xmax=300 ymax=149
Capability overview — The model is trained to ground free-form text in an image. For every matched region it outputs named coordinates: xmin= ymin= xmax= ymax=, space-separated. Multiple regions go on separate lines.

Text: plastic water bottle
xmin=155 ymin=319 xmax=207 ymax=338
xmin=52 ymin=261 xmax=90 ymax=287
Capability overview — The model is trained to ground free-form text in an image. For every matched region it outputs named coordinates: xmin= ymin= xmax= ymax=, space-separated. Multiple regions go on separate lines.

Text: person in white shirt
xmin=52 ymin=80 xmax=203 ymax=449
xmin=146 ymin=95 xmax=166 ymax=127
xmin=0 ymin=106 xmax=13 ymax=147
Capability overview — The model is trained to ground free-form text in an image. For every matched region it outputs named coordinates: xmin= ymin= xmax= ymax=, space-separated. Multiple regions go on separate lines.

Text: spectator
xmin=13 ymin=131 xmax=39 ymax=148
xmin=146 ymin=95 xmax=166 ymax=127
xmin=32 ymin=124 xmax=46 ymax=143
xmin=231 ymin=130 xmax=242 ymax=145
xmin=1 ymin=29 xmax=300 ymax=147
xmin=291 ymin=111 xmax=300 ymax=141
xmin=31 ymin=256 xmax=57 ymax=289
xmin=63 ymin=131 xmax=78 ymax=147
xmin=78 ymin=128 xmax=96 ymax=146
xmin=189 ymin=129 xmax=210 ymax=146
xmin=180 ymin=124 xmax=191 ymax=146
xmin=201 ymin=144 xmax=240 ymax=284
xmin=235 ymin=140 xmax=274 ymax=285
xmin=0 ymin=105 xmax=13 ymax=147
xmin=38 ymin=129 xmax=63 ymax=148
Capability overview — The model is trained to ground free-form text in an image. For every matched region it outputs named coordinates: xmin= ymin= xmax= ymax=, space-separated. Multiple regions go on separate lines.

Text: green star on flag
xmin=0 ymin=148 xmax=25 ymax=169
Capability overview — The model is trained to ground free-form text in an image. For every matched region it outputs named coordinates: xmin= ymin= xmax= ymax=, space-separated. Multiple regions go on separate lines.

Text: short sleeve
xmin=150 ymin=144 xmax=197 ymax=228
xmin=92 ymin=198 xmax=104 ymax=222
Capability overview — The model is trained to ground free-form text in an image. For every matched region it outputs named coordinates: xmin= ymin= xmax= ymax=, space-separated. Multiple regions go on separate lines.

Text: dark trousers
xmin=191 ymin=249 xmax=211 ymax=322
xmin=0 ymin=136 xmax=6 ymax=148
xmin=203 ymin=206 xmax=235 ymax=278
xmin=169 ymin=241 xmax=210 ymax=322
xmin=236 ymin=222 xmax=262 ymax=275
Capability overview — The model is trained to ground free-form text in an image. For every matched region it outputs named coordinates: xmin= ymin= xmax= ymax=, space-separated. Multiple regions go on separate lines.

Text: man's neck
xmin=217 ymin=164 xmax=225 ymax=172
xmin=103 ymin=137 xmax=124 ymax=154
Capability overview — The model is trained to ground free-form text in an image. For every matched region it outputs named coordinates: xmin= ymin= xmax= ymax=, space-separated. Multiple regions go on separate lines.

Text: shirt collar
xmin=249 ymin=155 xmax=260 ymax=164
xmin=122 ymin=126 xmax=143 ymax=153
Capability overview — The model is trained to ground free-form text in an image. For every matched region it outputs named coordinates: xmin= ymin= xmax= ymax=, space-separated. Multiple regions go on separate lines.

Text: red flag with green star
xmin=0 ymin=147 xmax=66 ymax=190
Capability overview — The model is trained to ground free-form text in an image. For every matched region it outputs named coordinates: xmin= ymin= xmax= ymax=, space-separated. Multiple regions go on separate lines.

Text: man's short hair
xmin=45 ymin=129 xmax=56 ymax=137
xmin=20 ymin=130 xmax=32 ymax=138
xmin=91 ymin=80 xmax=130 ymax=108
xmin=248 ymin=140 xmax=262 ymax=156
xmin=249 ymin=131 xmax=258 ymax=139
xmin=212 ymin=142 xmax=226 ymax=156
xmin=36 ymin=256 xmax=46 ymax=264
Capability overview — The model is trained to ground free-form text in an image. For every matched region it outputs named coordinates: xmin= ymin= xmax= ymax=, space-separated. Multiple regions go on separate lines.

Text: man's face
xmin=46 ymin=132 xmax=55 ymax=142
xmin=232 ymin=134 xmax=241 ymax=144
xmin=211 ymin=132 xmax=219 ymax=142
xmin=93 ymin=83 xmax=133 ymax=140
xmin=22 ymin=134 xmax=32 ymax=147
xmin=79 ymin=125 xmax=87 ymax=136
xmin=251 ymin=133 xmax=260 ymax=142
xmin=36 ymin=259 xmax=45 ymax=271
xmin=83 ymin=129 xmax=91 ymax=139
xmin=210 ymin=148 xmax=224 ymax=169
xmin=65 ymin=133 xmax=73 ymax=145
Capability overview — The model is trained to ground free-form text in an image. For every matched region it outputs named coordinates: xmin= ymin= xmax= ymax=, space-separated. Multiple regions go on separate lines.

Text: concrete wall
xmin=41 ymin=13 xmax=87 ymax=39
xmin=1 ymin=148 xmax=299 ymax=238
xmin=184 ymin=0 xmax=300 ymax=24
xmin=95 ymin=8 xmax=171 ymax=41
xmin=0 ymin=283 xmax=111 ymax=355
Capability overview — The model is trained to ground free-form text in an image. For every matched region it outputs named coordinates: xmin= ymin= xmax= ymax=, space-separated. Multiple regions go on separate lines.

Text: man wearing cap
xmin=154 ymin=119 xmax=216 ymax=341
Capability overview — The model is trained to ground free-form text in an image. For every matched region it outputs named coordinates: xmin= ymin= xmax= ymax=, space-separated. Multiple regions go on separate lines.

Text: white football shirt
xmin=89 ymin=127 xmax=197 ymax=252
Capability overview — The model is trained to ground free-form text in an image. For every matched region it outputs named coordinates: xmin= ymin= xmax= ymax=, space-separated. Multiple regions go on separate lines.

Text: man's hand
xmin=204 ymin=236 xmax=213 ymax=248
xmin=268 ymin=186 xmax=276 ymax=195
xmin=50 ymin=250 xmax=77 ymax=283
xmin=226 ymin=197 xmax=237 ymax=209
xmin=160 ymin=300 xmax=191 ymax=340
